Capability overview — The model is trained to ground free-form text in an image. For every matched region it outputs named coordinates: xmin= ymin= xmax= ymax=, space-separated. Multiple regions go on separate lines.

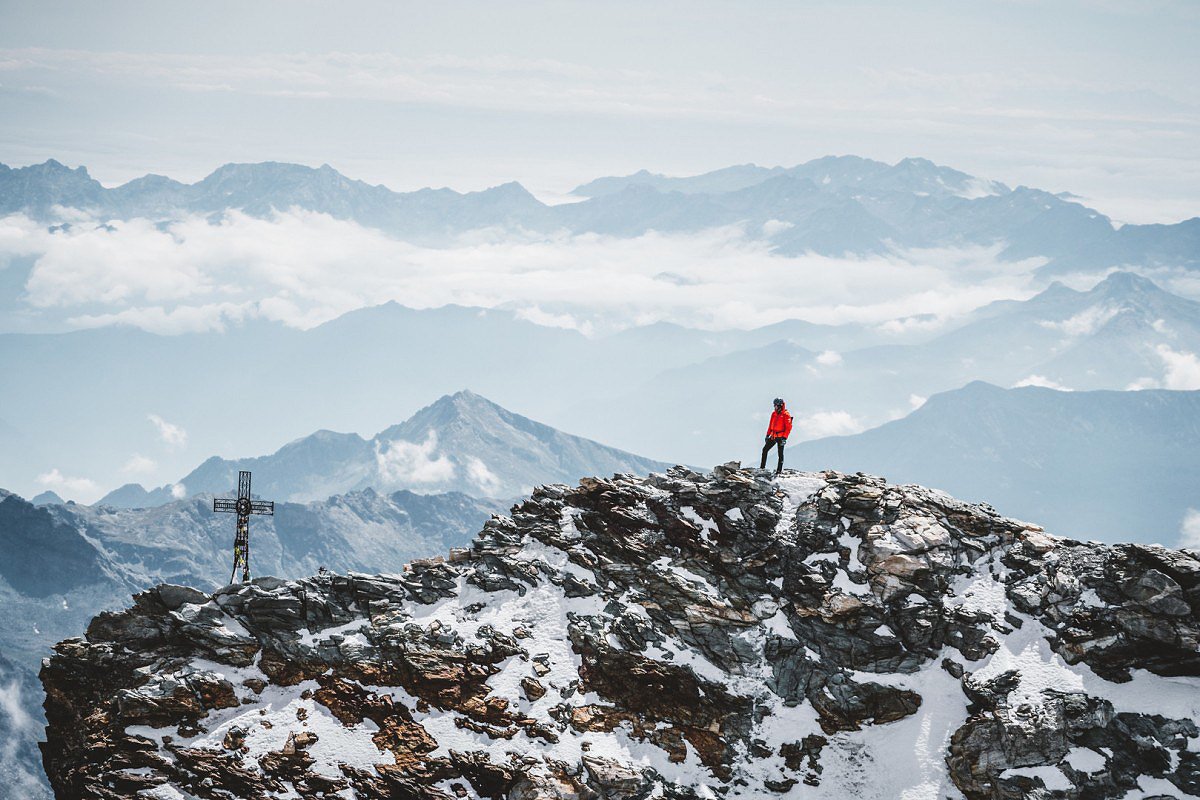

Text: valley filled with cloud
xmin=3 ymin=207 xmax=1058 ymax=336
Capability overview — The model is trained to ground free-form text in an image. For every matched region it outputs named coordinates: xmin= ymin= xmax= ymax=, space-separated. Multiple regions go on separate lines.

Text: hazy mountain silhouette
xmin=101 ymin=390 xmax=672 ymax=506
xmin=794 ymin=382 xmax=1200 ymax=543
xmin=3 ymin=156 xmax=1195 ymax=264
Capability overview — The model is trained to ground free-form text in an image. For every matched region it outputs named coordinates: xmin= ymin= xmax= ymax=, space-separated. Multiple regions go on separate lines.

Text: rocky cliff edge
xmin=40 ymin=466 xmax=1200 ymax=799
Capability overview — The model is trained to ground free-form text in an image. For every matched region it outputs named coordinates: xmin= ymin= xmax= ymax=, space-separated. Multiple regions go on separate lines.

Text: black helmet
xmin=773 ymin=397 xmax=784 ymax=408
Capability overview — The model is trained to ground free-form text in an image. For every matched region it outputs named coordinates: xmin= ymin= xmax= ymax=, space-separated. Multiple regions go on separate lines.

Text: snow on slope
xmin=41 ymin=466 xmax=1200 ymax=799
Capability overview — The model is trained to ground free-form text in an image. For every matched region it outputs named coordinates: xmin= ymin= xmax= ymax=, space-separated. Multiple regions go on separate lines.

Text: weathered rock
xmin=39 ymin=467 xmax=1200 ymax=799
xmin=521 ymin=676 xmax=547 ymax=702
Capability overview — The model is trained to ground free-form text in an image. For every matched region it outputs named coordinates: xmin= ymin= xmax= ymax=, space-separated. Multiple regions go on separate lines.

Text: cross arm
xmin=214 ymin=498 xmax=239 ymax=513
xmin=249 ymin=500 xmax=275 ymax=515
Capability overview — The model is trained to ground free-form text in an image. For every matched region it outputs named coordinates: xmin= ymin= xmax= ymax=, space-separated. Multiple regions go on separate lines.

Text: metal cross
xmin=213 ymin=470 xmax=274 ymax=583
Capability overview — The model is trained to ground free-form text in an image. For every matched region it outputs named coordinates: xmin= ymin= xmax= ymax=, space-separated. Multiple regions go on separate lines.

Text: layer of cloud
xmin=148 ymin=413 xmax=188 ymax=447
xmin=121 ymin=454 xmax=157 ymax=474
xmin=3 ymin=211 xmax=1048 ymax=336
xmin=1014 ymin=375 xmax=1073 ymax=391
xmin=1125 ymin=345 xmax=1200 ymax=390
xmin=793 ymin=411 xmax=865 ymax=441
xmin=36 ymin=467 xmax=99 ymax=501
xmin=6 ymin=46 xmax=1182 ymax=132
xmin=1156 ymin=345 xmax=1200 ymax=390
xmin=1180 ymin=508 xmax=1200 ymax=550
xmin=374 ymin=432 xmax=455 ymax=485
xmin=0 ymin=679 xmax=42 ymax=800
xmin=0 ymin=681 xmax=31 ymax=732
xmin=1038 ymin=305 xmax=1118 ymax=337
xmin=465 ymin=457 xmax=502 ymax=497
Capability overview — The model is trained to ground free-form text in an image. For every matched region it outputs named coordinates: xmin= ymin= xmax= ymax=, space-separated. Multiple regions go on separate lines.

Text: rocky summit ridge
xmin=40 ymin=466 xmax=1200 ymax=799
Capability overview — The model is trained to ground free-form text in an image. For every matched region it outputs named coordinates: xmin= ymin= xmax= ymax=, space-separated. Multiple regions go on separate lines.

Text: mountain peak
xmin=40 ymin=467 xmax=1200 ymax=798
xmin=30 ymin=489 xmax=65 ymax=506
xmin=201 ymin=161 xmax=317 ymax=181
xmin=959 ymin=379 xmax=1004 ymax=393
xmin=30 ymin=158 xmax=89 ymax=176
xmin=166 ymin=391 xmax=669 ymax=503
xmin=476 ymin=180 xmax=536 ymax=199
xmin=918 ymin=379 xmax=1004 ymax=411
xmin=896 ymin=156 xmax=937 ymax=168
xmin=413 ymin=388 xmax=499 ymax=420
xmin=1092 ymin=270 xmax=1161 ymax=296
xmin=447 ymin=387 xmax=485 ymax=403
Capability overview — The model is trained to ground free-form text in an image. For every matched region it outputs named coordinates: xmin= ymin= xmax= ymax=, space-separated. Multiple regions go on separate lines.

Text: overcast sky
xmin=0 ymin=0 xmax=1197 ymax=223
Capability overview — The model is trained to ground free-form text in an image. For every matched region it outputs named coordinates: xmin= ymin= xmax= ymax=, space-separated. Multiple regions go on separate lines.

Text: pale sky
xmin=1 ymin=0 xmax=1198 ymax=222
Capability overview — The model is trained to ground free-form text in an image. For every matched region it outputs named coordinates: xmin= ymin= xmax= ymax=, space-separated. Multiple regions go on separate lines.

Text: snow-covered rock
xmin=41 ymin=467 xmax=1200 ymax=799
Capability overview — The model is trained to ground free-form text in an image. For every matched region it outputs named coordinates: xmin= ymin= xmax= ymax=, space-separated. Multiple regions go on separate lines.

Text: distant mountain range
xmin=574 ymin=271 xmax=1200 ymax=464
xmin=794 ymin=381 xmax=1200 ymax=544
xmin=2 ymin=156 xmax=1196 ymax=268
xmin=4 ymin=272 xmax=1199 ymax=498
xmin=97 ymin=390 xmax=672 ymax=507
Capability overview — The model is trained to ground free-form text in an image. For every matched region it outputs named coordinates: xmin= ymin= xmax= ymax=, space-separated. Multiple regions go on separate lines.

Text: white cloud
xmin=761 ymin=219 xmax=793 ymax=237
xmin=36 ymin=468 xmax=99 ymax=502
xmin=792 ymin=410 xmax=865 ymax=440
xmin=0 ymin=681 xmax=31 ymax=732
xmin=465 ymin=457 xmax=502 ymax=496
xmin=1120 ymin=346 xmax=1200 ymax=391
xmin=1013 ymin=375 xmax=1072 ymax=390
xmin=170 ymin=483 xmax=187 ymax=499
xmin=69 ymin=302 xmax=254 ymax=335
xmin=0 ymin=679 xmax=42 ymax=800
xmin=0 ymin=48 xmax=724 ymax=122
xmin=514 ymin=306 xmax=593 ymax=334
xmin=121 ymin=454 xmax=157 ymax=474
xmin=24 ymin=217 xmax=213 ymax=307
xmin=374 ymin=432 xmax=456 ymax=485
xmin=148 ymin=414 xmax=188 ymax=447
xmin=815 ymin=350 xmax=843 ymax=366
xmin=3 ymin=210 xmax=1047 ymax=337
xmin=1156 ymin=345 xmax=1200 ymax=390
xmin=908 ymin=394 xmax=927 ymax=410
xmin=876 ymin=314 xmax=946 ymax=336
xmin=1037 ymin=305 xmax=1118 ymax=337
xmin=1180 ymin=509 xmax=1200 ymax=550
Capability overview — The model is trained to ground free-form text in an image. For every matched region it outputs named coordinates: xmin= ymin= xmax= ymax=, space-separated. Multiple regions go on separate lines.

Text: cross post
xmin=213 ymin=470 xmax=275 ymax=583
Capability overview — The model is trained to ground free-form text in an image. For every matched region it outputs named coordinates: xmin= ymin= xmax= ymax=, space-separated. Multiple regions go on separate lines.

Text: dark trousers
xmin=760 ymin=437 xmax=785 ymax=474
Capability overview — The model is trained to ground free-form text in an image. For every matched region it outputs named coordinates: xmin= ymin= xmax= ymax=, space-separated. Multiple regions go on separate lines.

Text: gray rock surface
xmin=39 ymin=467 xmax=1200 ymax=798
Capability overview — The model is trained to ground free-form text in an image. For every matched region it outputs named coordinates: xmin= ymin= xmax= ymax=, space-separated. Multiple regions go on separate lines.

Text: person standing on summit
xmin=760 ymin=397 xmax=793 ymax=476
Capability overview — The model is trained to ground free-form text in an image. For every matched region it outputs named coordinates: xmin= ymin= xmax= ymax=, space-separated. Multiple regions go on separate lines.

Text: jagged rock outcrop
xmin=40 ymin=467 xmax=1200 ymax=799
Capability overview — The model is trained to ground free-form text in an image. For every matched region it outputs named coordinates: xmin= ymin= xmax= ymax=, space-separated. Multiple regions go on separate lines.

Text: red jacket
xmin=766 ymin=405 xmax=793 ymax=439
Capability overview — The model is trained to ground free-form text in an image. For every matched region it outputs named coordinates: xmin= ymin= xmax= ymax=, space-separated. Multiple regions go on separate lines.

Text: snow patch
xmin=1064 ymin=746 xmax=1107 ymax=774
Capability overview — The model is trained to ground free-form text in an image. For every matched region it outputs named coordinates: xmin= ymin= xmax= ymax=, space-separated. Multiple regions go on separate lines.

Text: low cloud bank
xmin=1 ymin=210 xmax=1051 ymax=336
xmin=35 ymin=468 xmax=100 ymax=502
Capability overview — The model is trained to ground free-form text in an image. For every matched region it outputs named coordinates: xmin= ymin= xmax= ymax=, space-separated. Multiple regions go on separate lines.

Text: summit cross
xmin=213 ymin=470 xmax=274 ymax=583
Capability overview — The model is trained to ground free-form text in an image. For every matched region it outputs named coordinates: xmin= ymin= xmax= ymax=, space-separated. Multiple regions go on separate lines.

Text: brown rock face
xmin=39 ymin=467 xmax=1200 ymax=799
